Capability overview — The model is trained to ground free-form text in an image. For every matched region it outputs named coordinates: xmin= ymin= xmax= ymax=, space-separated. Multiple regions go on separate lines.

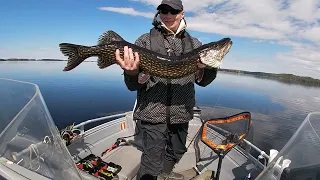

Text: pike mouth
xmin=219 ymin=40 xmax=233 ymax=61
xmin=199 ymin=38 xmax=233 ymax=68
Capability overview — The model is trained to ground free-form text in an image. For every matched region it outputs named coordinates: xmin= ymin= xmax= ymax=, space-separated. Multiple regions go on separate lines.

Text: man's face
xmin=159 ymin=5 xmax=184 ymax=32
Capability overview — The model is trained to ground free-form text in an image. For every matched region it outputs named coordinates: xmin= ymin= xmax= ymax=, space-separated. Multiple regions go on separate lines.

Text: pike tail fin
xmin=59 ymin=43 xmax=86 ymax=71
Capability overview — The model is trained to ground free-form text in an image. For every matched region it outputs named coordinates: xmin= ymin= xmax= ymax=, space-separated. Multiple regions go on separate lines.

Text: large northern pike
xmin=59 ymin=30 xmax=232 ymax=79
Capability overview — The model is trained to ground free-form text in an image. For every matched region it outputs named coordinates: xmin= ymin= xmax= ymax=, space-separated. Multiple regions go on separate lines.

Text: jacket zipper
xmin=166 ymin=47 xmax=172 ymax=124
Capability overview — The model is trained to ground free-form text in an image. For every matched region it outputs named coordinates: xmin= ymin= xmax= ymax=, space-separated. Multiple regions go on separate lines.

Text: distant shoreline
xmin=219 ymin=69 xmax=320 ymax=87
xmin=0 ymin=58 xmax=66 ymax=61
xmin=0 ymin=59 xmax=95 ymax=62
xmin=1 ymin=58 xmax=320 ymax=87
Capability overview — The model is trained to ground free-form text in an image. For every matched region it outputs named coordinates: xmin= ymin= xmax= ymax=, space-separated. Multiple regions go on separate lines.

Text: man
xmin=115 ymin=0 xmax=219 ymax=179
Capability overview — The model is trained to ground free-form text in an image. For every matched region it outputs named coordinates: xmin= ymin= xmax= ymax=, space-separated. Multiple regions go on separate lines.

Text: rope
xmin=28 ymin=143 xmax=43 ymax=171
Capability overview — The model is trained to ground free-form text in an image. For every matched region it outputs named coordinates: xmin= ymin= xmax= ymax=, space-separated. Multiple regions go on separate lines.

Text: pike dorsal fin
xmin=97 ymin=30 xmax=124 ymax=45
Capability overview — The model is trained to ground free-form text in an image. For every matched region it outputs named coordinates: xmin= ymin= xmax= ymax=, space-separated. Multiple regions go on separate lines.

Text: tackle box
xmin=76 ymin=154 xmax=122 ymax=180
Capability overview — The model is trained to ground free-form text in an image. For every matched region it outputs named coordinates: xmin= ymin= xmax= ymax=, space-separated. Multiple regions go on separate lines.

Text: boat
xmin=0 ymin=78 xmax=319 ymax=180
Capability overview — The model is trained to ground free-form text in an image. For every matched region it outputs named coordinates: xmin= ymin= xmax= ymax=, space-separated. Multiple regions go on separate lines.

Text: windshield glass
xmin=0 ymin=78 xmax=83 ymax=179
xmin=256 ymin=112 xmax=320 ymax=180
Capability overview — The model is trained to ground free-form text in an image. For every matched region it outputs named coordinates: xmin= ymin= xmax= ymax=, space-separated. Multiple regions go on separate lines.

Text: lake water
xmin=1 ymin=61 xmax=320 ymax=154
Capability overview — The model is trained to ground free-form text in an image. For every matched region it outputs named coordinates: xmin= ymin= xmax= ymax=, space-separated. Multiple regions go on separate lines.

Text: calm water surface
xmin=1 ymin=61 xmax=319 ymax=153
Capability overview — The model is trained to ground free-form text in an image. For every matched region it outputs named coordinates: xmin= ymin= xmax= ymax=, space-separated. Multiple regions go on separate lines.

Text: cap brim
xmin=157 ymin=4 xmax=182 ymax=11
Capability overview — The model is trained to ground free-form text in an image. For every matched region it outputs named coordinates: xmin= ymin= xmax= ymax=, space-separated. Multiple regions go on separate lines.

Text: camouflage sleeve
xmin=123 ymin=33 xmax=149 ymax=91
xmin=192 ymin=37 xmax=219 ymax=87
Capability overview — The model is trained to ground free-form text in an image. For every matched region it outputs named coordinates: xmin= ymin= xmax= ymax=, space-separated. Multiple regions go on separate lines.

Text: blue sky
xmin=0 ymin=0 xmax=319 ymax=79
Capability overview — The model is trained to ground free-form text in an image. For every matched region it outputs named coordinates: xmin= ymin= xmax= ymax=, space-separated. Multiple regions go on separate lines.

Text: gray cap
xmin=157 ymin=0 xmax=183 ymax=11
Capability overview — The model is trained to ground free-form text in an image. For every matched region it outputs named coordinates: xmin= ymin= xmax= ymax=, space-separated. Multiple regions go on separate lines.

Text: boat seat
xmin=102 ymin=143 xmax=142 ymax=180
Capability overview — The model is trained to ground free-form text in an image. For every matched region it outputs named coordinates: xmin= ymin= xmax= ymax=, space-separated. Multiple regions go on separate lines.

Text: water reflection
xmin=1 ymin=61 xmax=319 ymax=152
xmin=196 ymin=72 xmax=320 ymax=151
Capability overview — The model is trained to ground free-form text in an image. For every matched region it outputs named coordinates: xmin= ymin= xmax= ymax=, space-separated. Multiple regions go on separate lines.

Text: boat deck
xmin=68 ymin=110 xmax=264 ymax=180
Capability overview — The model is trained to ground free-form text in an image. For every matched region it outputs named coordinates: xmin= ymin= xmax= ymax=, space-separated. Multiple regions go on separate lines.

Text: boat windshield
xmin=256 ymin=112 xmax=320 ymax=180
xmin=0 ymin=78 xmax=83 ymax=179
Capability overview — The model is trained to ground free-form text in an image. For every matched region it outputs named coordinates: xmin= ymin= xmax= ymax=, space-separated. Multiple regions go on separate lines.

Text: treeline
xmin=220 ymin=68 xmax=320 ymax=87
xmin=1 ymin=59 xmax=319 ymax=87
xmin=1 ymin=58 xmax=66 ymax=61
xmin=1 ymin=58 xmax=100 ymax=62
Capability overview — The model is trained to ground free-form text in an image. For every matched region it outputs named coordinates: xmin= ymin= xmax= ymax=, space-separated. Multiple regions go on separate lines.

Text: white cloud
xmin=98 ymin=7 xmax=154 ymax=18
xmin=274 ymin=40 xmax=320 ymax=78
xmin=98 ymin=0 xmax=320 ymax=78
xmin=303 ymin=25 xmax=320 ymax=43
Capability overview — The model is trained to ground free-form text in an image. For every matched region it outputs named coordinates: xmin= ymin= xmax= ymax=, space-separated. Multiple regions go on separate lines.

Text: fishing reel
xmin=60 ymin=123 xmax=81 ymax=146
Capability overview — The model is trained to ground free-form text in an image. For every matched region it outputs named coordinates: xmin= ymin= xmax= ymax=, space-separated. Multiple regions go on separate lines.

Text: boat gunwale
xmin=72 ymin=110 xmax=269 ymax=171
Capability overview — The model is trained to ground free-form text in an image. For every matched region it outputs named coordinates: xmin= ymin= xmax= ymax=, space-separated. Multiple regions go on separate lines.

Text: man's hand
xmin=197 ymin=59 xmax=206 ymax=69
xmin=115 ymin=46 xmax=140 ymax=76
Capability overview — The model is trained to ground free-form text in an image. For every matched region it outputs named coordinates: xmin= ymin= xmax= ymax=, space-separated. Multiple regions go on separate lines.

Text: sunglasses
xmin=159 ymin=8 xmax=181 ymax=15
